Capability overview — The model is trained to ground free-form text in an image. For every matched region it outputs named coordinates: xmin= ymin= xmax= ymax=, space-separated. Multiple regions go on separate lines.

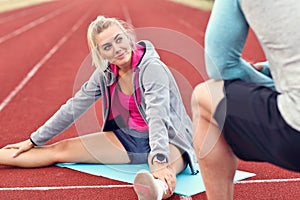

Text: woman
xmin=0 ymin=16 xmax=197 ymax=199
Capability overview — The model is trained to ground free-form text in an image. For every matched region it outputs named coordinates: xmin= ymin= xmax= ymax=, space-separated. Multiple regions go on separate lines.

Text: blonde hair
xmin=87 ymin=16 xmax=136 ymax=72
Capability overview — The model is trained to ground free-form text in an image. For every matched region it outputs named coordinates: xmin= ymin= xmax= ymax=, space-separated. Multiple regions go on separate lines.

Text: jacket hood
xmin=136 ymin=40 xmax=160 ymax=70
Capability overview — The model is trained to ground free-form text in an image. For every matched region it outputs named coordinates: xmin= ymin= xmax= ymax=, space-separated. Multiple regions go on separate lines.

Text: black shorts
xmin=214 ymin=80 xmax=300 ymax=172
xmin=113 ymin=128 xmax=150 ymax=164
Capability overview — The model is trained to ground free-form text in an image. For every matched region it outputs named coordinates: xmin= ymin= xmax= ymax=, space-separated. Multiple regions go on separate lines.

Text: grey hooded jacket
xmin=30 ymin=40 xmax=198 ymax=174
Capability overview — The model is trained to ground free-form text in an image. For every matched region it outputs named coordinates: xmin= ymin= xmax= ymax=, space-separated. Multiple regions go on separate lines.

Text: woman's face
xmin=96 ymin=25 xmax=132 ymax=69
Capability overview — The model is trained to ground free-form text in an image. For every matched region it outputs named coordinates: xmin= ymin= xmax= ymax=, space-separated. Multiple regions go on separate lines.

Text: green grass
xmin=169 ymin=0 xmax=214 ymax=11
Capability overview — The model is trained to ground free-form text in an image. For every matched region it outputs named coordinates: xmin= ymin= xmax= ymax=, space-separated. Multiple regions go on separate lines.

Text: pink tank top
xmin=117 ymin=87 xmax=148 ymax=132
xmin=109 ymin=45 xmax=148 ymax=132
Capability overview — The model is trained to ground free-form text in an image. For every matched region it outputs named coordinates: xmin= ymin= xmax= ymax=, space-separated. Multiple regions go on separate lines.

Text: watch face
xmin=156 ymin=153 xmax=166 ymax=162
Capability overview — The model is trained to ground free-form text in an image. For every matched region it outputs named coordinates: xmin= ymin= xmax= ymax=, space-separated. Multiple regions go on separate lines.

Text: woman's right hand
xmin=2 ymin=139 xmax=35 ymax=158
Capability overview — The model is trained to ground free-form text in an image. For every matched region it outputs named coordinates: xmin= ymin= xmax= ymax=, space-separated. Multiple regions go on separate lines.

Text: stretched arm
xmin=2 ymin=69 xmax=103 ymax=157
xmin=143 ymin=62 xmax=171 ymax=161
xmin=30 ymin=69 xmax=102 ymax=146
xmin=142 ymin=62 xmax=178 ymax=195
xmin=205 ymin=0 xmax=274 ymax=87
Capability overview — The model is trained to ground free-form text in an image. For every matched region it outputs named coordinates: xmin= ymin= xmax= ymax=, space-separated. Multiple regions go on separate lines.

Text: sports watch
xmin=152 ymin=153 xmax=168 ymax=164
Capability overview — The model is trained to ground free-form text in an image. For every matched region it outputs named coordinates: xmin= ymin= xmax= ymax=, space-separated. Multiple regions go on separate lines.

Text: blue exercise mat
xmin=56 ymin=163 xmax=255 ymax=196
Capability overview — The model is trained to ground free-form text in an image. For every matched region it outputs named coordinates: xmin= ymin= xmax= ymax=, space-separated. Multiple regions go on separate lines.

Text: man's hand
xmin=252 ymin=63 xmax=264 ymax=71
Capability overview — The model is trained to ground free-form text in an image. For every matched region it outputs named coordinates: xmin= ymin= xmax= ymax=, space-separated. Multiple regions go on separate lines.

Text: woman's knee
xmin=49 ymin=138 xmax=76 ymax=162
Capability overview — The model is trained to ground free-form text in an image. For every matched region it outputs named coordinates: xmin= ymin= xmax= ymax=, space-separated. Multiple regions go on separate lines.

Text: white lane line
xmin=236 ymin=178 xmax=300 ymax=184
xmin=0 ymin=4 xmax=71 ymax=44
xmin=2 ymin=178 xmax=299 ymax=193
xmin=0 ymin=184 xmax=133 ymax=191
xmin=0 ymin=12 xmax=89 ymax=112
xmin=0 ymin=184 xmax=190 ymax=199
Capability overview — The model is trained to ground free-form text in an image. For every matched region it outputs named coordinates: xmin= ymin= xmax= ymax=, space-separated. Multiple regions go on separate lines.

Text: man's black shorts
xmin=214 ymin=79 xmax=300 ymax=172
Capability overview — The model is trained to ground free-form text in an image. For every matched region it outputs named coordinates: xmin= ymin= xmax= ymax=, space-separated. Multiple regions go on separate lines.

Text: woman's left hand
xmin=2 ymin=139 xmax=35 ymax=158
xmin=151 ymin=162 xmax=176 ymax=195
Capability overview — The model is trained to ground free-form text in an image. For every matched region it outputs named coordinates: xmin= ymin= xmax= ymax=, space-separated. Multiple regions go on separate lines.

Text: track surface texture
xmin=1 ymin=0 xmax=300 ymax=199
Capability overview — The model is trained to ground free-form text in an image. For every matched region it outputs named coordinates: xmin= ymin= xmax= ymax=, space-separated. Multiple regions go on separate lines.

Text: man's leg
xmin=192 ymin=80 xmax=238 ymax=200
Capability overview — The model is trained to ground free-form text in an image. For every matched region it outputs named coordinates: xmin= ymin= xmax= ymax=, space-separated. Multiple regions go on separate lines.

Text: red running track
xmin=0 ymin=0 xmax=300 ymax=199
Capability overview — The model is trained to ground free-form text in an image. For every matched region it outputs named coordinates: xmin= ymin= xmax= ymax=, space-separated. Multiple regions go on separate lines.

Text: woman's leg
xmin=134 ymin=144 xmax=186 ymax=200
xmin=168 ymin=144 xmax=186 ymax=174
xmin=135 ymin=144 xmax=185 ymax=200
xmin=192 ymin=80 xmax=238 ymax=200
xmin=0 ymin=131 xmax=130 ymax=168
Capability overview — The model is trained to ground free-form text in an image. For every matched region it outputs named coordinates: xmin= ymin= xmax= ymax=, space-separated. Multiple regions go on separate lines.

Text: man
xmin=192 ymin=0 xmax=300 ymax=199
